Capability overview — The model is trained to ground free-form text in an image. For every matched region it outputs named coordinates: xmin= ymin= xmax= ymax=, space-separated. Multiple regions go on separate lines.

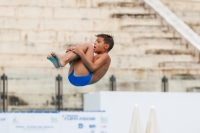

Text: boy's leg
xmin=51 ymin=51 xmax=78 ymax=67
xmin=51 ymin=43 xmax=94 ymax=67
xmin=69 ymin=44 xmax=94 ymax=76
xmin=47 ymin=50 xmax=77 ymax=68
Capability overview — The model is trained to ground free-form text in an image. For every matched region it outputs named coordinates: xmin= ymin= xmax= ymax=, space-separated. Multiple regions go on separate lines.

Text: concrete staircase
xmin=1 ymin=0 xmax=200 ymax=110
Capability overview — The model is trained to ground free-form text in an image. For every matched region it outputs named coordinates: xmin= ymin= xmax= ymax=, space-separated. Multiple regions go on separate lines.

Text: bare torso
xmin=89 ymin=54 xmax=111 ymax=84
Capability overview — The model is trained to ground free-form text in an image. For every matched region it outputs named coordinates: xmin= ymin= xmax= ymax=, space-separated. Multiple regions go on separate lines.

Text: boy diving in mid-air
xmin=47 ymin=34 xmax=114 ymax=86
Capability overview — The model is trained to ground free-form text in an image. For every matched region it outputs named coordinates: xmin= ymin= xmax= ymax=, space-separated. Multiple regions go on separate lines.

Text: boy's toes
xmin=47 ymin=54 xmax=52 ymax=59
xmin=51 ymin=52 xmax=56 ymax=55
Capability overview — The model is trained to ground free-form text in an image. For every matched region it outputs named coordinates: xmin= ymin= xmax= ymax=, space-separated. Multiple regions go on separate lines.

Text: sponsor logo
xmin=79 ymin=117 xmax=95 ymax=121
xmin=12 ymin=117 xmax=18 ymax=123
xmin=62 ymin=115 xmax=95 ymax=121
xmin=100 ymin=116 xmax=108 ymax=123
xmin=101 ymin=131 xmax=107 ymax=133
xmin=51 ymin=116 xmax=58 ymax=123
xmin=78 ymin=123 xmax=83 ymax=129
xmin=91 ymin=130 xmax=95 ymax=133
xmin=62 ymin=115 xmax=79 ymax=120
xmin=89 ymin=125 xmax=96 ymax=128
xmin=100 ymin=125 xmax=107 ymax=129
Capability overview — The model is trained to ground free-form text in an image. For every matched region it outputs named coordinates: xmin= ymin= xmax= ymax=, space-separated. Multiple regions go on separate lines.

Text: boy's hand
xmin=72 ymin=45 xmax=84 ymax=56
xmin=66 ymin=46 xmax=75 ymax=53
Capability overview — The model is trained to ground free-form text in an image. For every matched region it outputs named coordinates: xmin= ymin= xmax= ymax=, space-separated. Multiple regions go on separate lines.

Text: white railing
xmin=143 ymin=0 xmax=200 ymax=51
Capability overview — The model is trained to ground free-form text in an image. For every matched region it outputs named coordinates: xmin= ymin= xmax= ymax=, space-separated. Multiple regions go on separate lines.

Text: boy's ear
xmin=104 ymin=44 xmax=110 ymax=50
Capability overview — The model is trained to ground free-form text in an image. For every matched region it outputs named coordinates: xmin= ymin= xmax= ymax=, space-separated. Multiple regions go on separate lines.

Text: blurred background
xmin=1 ymin=0 xmax=200 ymax=111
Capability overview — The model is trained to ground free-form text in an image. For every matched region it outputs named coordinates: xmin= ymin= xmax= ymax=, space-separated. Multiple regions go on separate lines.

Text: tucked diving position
xmin=47 ymin=34 xmax=114 ymax=86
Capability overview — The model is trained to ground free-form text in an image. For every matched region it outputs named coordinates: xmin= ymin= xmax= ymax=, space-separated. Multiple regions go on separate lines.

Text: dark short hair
xmin=95 ymin=33 xmax=114 ymax=51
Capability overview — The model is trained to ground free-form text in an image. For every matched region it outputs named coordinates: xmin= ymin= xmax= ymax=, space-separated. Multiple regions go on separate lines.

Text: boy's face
xmin=94 ymin=37 xmax=108 ymax=53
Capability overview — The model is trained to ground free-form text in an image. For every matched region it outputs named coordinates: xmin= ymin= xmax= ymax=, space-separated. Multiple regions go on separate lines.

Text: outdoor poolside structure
xmin=1 ymin=0 xmax=200 ymax=132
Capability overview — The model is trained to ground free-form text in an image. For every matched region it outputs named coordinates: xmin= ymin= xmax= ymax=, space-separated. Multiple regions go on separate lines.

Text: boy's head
xmin=95 ymin=33 xmax=114 ymax=52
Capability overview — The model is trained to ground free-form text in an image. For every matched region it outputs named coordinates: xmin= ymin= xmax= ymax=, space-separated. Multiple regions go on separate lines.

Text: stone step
xmin=8 ymin=79 xmax=56 ymax=94
xmin=159 ymin=62 xmax=200 ymax=68
xmin=114 ymin=32 xmax=179 ymax=44
xmin=0 ymin=46 xmax=196 ymax=68
xmin=145 ymin=49 xmax=194 ymax=55
xmin=179 ymin=17 xmax=200 ymax=26
xmin=0 ymin=67 xmax=65 ymax=80
xmin=171 ymin=74 xmax=200 ymax=80
xmin=0 ymin=0 xmax=137 ymax=7
xmin=121 ymin=25 xmax=170 ymax=32
xmin=0 ymin=6 xmax=150 ymax=19
xmin=120 ymin=78 xmax=194 ymax=92
xmin=116 ymin=80 xmax=162 ymax=92
xmin=174 ymin=11 xmax=200 ymax=18
xmin=98 ymin=0 xmax=137 ymax=3
xmin=111 ymin=13 xmax=156 ymax=19
xmin=169 ymin=79 xmax=200 ymax=92
xmin=0 ymin=42 xmax=69 ymax=55
xmin=191 ymin=26 xmax=200 ymax=35
xmin=9 ymin=93 xmax=54 ymax=106
xmin=0 ymin=54 xmax=54 ymax=67
xmin=0 ymin=0 xmax=97 ymax=8
xmin=115 ymin=18 xmax=162 ymax=27
xmin=0 ymin=30 xmax=176 ymax=45
xmin=161 ymin=0 xmax=200 ymax=11
xmin=114 ymin=38 xmax=189 ymax=47
xmin=132 ymin=38 xmax=182 ymax=45
xmin=111 ymin=54 xmax=196 ymax=68
xmin=0 ymin=37 xmax=186 ymax=55
xmin=8 ymin=105 xmax=56 ymax=111
xmin=187 ymin=87 xmax=200 ymax=92
xmin=3 ymin=66 xmax=200 ymax=79
xmin=114 ymin=44 xmax=190 ymax=56
xmin=108 ymin=67 xmax=200 ymax=78
xmin=98 ymin=1 xmax=141 ymax=8
xmin=162 ymin=0 xmax=200 ymax=1
xmin=9 ymin=93 xmax=83 ymax=108
xmin=0 ymin=18 xmax=162 ymax=31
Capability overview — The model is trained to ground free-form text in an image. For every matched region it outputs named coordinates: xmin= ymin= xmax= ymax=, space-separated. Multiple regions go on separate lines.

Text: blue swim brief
xmin=68 ymin=70 xmax=92 ymax=86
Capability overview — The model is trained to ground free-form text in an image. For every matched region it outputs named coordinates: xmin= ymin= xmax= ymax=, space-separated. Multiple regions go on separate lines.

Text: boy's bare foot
xmin=51 ymin=52 xmax=65 ymax=67
xmin=47 ymin=54 xmax=60 ymax=68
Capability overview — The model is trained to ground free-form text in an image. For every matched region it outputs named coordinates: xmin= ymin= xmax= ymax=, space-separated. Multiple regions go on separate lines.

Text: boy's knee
xmin=82 ymin=43 xmax=92 ymax=47
xmin=79 ymin=43 xmax=93 ymax=49
xmin=87 ymin=43 xmax=93 ymax=49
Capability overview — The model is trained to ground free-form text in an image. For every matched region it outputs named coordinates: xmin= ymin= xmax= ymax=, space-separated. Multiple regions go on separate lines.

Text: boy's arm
xmin=66 ymin=46 xmax=75 ymax=53
xmin=73 ymin=46 xmax=108 ymax=72
xmin=79 ymin=53 xmax=108 ymax=72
